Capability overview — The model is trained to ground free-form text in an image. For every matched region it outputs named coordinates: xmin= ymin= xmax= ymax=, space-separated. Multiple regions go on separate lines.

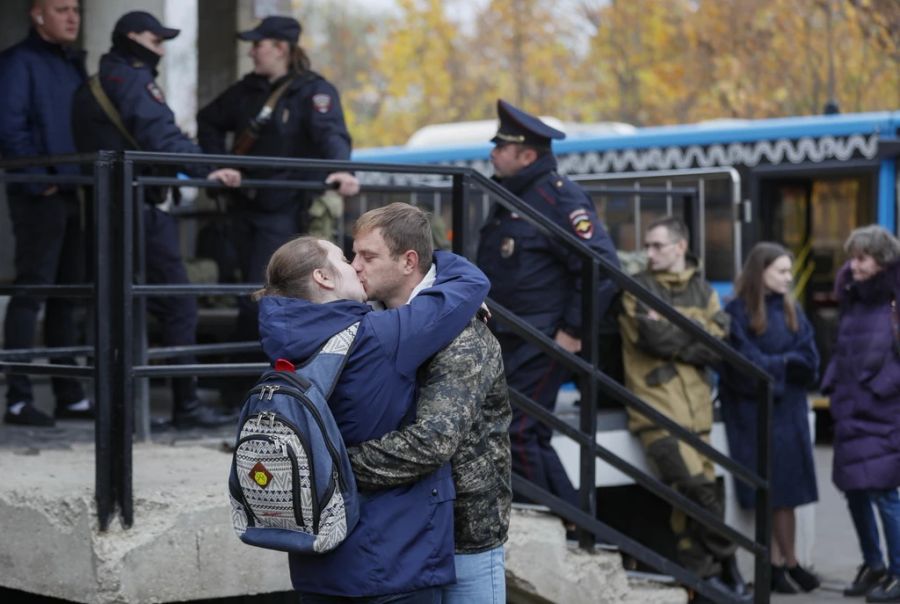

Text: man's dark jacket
xmin=0 ymin=29 xmax=86 ymax=195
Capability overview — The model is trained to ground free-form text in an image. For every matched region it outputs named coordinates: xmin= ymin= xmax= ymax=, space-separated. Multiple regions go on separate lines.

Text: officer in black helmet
xmin=197 ymin=15 xmax=358 ymax=353
xmin=477 ymin=99 xmax=620 ymax=510
xmin=71 ymin=10 xmax=241 ymax=429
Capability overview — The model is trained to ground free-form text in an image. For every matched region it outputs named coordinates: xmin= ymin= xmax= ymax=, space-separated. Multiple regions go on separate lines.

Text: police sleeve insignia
xmin=146 ymin=82 xmax=166 ymax=104
xmin=312 ymin=94 xmax=332 ymax=114
xmin=569 ymin=208 xmax=595 ymax=240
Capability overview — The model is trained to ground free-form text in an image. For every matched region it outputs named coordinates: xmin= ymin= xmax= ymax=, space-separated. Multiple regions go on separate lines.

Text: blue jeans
xmin=442 ymin=546 xmax=506 ymax=604
xmin=846 ymin=488 xmax=900 ymax=575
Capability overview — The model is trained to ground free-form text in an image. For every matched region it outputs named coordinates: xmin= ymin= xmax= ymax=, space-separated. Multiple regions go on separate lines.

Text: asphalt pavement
xmin=771 ymin=445 xmax=861 ymax=604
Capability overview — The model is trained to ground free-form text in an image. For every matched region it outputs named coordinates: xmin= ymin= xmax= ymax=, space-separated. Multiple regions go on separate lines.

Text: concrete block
xmin=0 ymin=443 xmax=292 ymax=603
xmin=506 ymin=509 xmax=621 ymax=603
xmin=623 ymin=578 xmax=689 ymax=604
xmin=1 ymin=443 xmax=687 ymax=603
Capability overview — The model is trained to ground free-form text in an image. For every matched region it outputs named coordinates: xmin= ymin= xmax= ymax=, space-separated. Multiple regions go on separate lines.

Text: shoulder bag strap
xmin=87 ymin=74 xmax=141 ymax=150
xmin=296 ymin=322 xmax=360 ymax=400
xmin=231 ymin=75 xmax=298 ymax=154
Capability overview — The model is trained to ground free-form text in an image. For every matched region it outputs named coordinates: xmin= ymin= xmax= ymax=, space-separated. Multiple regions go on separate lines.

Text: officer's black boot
xmin=172 ymin=377 xmax=236 ymax=429
xmin=721 ymin=555 xmax=751 ymax=597
xmin=173 ymin=399 xmax=237 ymax=429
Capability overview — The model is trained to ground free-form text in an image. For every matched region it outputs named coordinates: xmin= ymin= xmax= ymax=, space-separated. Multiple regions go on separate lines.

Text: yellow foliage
xmin=326 ymin=0 xmax=900 ymax=147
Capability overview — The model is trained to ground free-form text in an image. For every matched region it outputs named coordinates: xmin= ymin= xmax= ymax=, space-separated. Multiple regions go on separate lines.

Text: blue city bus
xmin=355 ymin=111 xmax=900 ymax=375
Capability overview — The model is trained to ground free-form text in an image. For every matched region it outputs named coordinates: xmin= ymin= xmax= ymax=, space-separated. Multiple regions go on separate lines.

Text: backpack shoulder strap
xmin=88 ymin=74 xmax=141 ymax=150
xmin=295 ymin=322 xmax=359 ymax=399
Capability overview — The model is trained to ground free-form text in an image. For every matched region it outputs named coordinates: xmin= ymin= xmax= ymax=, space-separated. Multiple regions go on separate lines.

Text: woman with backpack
xmin=251 ymin=209 xmax=487 ymax=602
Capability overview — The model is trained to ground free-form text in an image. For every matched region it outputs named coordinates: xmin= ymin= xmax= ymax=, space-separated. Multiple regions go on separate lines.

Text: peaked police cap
xmin=491 ymin=99 xmax=565 ymax=147
xmin=113 ymin=11 xmax=179 ymax=40
xmin=237 ymin=16 xmax=302 ymax=44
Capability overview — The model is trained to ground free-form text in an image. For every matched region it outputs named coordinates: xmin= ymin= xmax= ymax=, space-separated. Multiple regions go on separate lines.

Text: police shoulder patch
xmin=146 ymin=82 xmax=165 ymax=104
xmin=569 ymin=208 xmax=595 ymax=240
xmin=312 ymin=93 xmax=332 ymax=114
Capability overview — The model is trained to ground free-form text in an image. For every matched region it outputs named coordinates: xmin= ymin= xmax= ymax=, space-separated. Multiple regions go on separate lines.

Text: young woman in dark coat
xmin=822 ymin=225 xmax=900 ymax=602
xmin=720 ymin=242 xmax=820 ymax=593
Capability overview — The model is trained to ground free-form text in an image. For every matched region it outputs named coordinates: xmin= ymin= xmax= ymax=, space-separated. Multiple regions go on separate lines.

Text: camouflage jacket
xmin=348 ymin=318 xmax=512 ymax=553
xmin=619 ymin=259 xmax=729 ymax=436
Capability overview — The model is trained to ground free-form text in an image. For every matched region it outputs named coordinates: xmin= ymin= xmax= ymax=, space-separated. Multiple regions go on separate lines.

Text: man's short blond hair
xmin=353 ymin=203 xmax=434 ymax=275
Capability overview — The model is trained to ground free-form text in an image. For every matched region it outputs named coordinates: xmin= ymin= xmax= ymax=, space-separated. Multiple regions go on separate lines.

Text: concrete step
xmin=0 ymin=440 xmax=690 ymax=604
xmin=506 ymin=508 xmax=687 ymax=604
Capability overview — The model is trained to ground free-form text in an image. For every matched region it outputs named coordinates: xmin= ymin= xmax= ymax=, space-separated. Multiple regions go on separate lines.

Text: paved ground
xmin=770 ymin=446 xmax=859 ymax=604
xmin=0 ymin=377 xmax=237 ymax=450
xmin=0 ymin=375 xmax=867 ymax=603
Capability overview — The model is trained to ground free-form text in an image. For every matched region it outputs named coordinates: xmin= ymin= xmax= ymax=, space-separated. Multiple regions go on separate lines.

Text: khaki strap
xmin=231 ymin=75 xmax=298 ymax=154
xmin=88 ymin=75 xmax=141 ymax=150
xmin=259 ymin=75 xmax=297 ymax=121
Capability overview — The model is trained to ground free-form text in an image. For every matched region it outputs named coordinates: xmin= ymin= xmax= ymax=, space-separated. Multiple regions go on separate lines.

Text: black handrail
xmin=512 ymin=475 xmax=748 ymax=604
xmin=508 ymin=387 xmax=763 ymax=555
xmin=466 ymin=169 xmax=770 ymax=381
xmin=489 ymin=300 xmax=766 ymax=490
xmin=0 ymin=149 xmax=772 ymax=603
xmin=462 ymin=167 xmax=773 ymax=601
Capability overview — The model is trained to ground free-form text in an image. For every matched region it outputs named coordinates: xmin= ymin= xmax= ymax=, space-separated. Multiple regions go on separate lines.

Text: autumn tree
xmin=290 ymin=0 xmax=899 ymax=147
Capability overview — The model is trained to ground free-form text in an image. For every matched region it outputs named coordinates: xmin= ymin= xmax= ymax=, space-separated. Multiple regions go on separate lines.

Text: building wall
xmin=198 ymin=0 xmax=238 ymax=110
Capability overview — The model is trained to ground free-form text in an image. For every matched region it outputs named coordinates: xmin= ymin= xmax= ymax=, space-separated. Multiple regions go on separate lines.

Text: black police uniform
xmin=71 ymin=12 xmax=231 ymax=427
xmin=477 ymin=100 xmax=620 ymax=506
xmin=196 ymin=16 xmax=353 ymax=345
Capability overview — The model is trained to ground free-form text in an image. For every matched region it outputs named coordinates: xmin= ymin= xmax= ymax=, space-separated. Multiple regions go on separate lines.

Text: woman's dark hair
xmin=734 ymin=241 xmax=798 ymax=335
xmin=289 ymin=44 xmax=310 ymax=73
xmin=844 ymin=224 xmax=900 ymax=267
xmin=252 ymin=236 xmax=328 ymax=302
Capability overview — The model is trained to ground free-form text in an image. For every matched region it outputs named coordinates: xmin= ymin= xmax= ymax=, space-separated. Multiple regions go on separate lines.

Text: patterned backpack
xmin=228 ymin=323 xmax=359 ymax=554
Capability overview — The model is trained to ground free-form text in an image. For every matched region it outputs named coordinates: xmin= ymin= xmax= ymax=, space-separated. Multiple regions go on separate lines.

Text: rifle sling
xmin=232 ymin=74 xmax=299 ymax=154
xmin=88 ymin=75 xmax=141 ymax=151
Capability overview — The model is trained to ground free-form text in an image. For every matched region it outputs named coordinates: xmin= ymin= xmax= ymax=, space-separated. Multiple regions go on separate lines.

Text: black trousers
xmin=232 ymin=209 xmax=300 ymax=343
xmin=4 ymin=191 xmax=86 ymax=408
xmin=500 ymin=336 xmax=578 ymax=507
xmin=143 ymin=206 xmax=198 ymax=409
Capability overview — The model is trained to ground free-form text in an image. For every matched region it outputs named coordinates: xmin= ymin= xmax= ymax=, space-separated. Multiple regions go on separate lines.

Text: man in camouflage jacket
xmin=348 ymin=203 xmax=512 ymax=603
xmin=619 ymin=216 xmax=747 ymax=599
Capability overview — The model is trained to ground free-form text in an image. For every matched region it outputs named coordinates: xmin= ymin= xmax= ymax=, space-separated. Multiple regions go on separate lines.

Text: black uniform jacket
xmin=477 ymin=153 xmax=620 ymax=338
xmin=197 ymin=71 xmax=352 ymax=213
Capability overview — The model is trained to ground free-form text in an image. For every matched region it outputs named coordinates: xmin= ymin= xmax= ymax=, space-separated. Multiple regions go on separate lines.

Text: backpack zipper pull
xmin=266 ymin=385 xmax=281 ymax=401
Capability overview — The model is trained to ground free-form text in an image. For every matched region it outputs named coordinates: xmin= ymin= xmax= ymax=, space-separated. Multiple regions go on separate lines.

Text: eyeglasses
xmin=643 ymin=241 xmax=676 ymax=251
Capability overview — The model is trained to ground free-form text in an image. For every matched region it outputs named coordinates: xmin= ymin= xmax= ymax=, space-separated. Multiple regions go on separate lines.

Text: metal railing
xmin=0 ymin=151 xmax=772 ymax=603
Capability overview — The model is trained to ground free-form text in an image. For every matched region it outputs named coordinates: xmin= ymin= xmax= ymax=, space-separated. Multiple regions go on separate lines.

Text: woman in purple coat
xmin=720 ymin=242 xmax=820 ymax=594
xmin=822 ymin=225 xmax=900 ymax=603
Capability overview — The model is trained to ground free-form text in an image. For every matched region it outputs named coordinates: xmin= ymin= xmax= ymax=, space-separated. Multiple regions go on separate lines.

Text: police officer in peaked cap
xmin=477 ymin=99 xmax=621 ymax=509
xmin=197 ymin=14 xmax=358 ymax=365
xmin=71 ymin=10 xmax=242 ymax=429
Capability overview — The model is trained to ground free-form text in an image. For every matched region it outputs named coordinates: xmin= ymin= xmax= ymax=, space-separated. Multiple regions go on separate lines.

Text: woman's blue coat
xmin=258 ymin=251 xmax=489 ymax=597
xmin=719 ymin=294 xmax=819 ymax=509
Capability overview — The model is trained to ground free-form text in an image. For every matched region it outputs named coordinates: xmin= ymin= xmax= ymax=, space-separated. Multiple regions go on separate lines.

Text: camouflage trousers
xmin=640 ymin=430 xmax=737 ymax=578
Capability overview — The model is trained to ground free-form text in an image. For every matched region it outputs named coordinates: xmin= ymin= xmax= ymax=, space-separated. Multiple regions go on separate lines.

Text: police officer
xmin=197 ymin=15 xmax=359 ymax=348
xmin=71 ymin=11 xmax=241 ymax=428
xmin=477 ymin=99 xmax=620 ymax=508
